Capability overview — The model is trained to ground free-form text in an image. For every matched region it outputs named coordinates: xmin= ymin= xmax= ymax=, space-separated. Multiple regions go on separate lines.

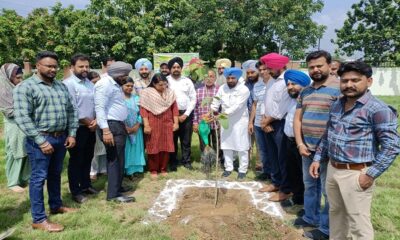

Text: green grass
xmin=0 ymin=96 xmax=399 ymax=239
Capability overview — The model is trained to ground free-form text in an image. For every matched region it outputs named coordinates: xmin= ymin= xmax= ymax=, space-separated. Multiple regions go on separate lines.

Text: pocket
xmin=355 ymin=172 xmax=364 ymax=192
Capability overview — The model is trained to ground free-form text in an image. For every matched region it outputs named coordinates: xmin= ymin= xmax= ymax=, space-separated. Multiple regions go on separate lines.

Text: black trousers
xmin=169 ymin=111 xmax=193 ymax=169
xmin=285 ymin=136 xmax=304 ymax=204
xmin=68 ymin=125 xmax=96 ymax=196
xmin=99 ymin=121 xmax=127 ymax=200
xmin=198 ymin=128 xmax=224 ymax=164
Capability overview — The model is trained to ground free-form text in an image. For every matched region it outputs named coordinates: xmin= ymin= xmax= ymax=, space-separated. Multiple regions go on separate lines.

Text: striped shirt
xmin=297 ymin=76 xmax=340 ymax=151
xmin=193 ymin=85 xmax=219 ymax=129
xmin=251 ymin=80 xmax=268 ymax=127
xmin=13 ymin=74 xmax=78 ymax=145
xmin=314 ymin=91 xmax=400 ymax=178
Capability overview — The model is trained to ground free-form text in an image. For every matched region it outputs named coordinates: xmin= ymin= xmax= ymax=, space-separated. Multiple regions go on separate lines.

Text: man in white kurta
xmin=210 ymin=67 xmax=250 ymax=180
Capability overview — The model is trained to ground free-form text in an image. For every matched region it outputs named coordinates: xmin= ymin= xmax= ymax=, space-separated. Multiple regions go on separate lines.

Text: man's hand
xmin=178 ymin=115 xmax=187 ymax=123
xmin=39 ymin=141 xmax=54 ymax=154
xmin=262 ymin=124 xmax=274 ymax=133
xmin=102 ymin=129 xmax=114 ymax=146
xmin=248 ymin=123 xmax=254 ymax=135
xmin=131 ymin=123 xmax=140 ymax=133
xmin=64 ymin=136 xmax=76 ymax=149
xmin=144 ymin=125 xmax=152 ymax=134
xmin=260 ymin=117 xmax=267 ymax=129
xmin=88 ymin=119 xmax=97 ymax=132
xmin=193 ymin=124 xmax=199 ymax=133
xmin=173 ymin=123 xmax=179 ymax=131
xmin=309 ymin=161 xmax=320 ymax=178
xmin=358 ymin=174 xmax=374 ymax=190
xmin=298 ymin=144 xmax=311 ymax=157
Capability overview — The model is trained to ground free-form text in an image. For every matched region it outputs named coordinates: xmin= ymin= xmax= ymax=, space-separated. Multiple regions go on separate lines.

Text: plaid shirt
xmin=314 ymin=91 xmax=400 ymax=179
xmin=13 ymin=74 xmax=78 ymax=145
xmin=193 ymin=85 xmax=219 ymax=129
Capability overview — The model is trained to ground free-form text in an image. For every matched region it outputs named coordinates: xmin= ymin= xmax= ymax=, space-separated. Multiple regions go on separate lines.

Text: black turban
xmin=168 ymin=57 xmax=184 ymax=69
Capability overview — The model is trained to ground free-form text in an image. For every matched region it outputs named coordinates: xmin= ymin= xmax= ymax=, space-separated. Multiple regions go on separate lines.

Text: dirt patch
xmin=165 ymin=188 xmax=303 ymax=240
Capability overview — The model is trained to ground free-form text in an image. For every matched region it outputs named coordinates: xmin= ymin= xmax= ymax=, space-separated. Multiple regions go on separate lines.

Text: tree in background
xmin=334 ymin=0 xmax=399 ymax=65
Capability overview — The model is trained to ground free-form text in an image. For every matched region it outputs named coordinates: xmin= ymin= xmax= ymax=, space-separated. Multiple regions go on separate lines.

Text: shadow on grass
xmin=0 ymin=198 xmax=30 ymax=233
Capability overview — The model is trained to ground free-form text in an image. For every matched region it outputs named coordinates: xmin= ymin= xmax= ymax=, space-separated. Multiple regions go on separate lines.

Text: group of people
xmin=0 ymin=49 xmax=399 ymax=240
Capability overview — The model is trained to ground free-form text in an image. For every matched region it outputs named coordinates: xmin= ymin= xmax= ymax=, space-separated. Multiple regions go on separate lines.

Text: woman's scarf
xmin=0 ymin=63 xmax=19 ymax=118
xmin=139 ymin=87 xmax=176 ymax=115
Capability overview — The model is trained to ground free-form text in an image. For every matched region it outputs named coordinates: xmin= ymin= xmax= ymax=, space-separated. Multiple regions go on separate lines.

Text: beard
xmin=172 ymin=71 xmax=181 ymax=78
xmin=288 ymin=92 xmax=299 ymax=99
xmin=227 ymin=82 xmax=237 ymax=89
xmin=139 ymin=72 xmax=149 ymax=79
xmin=311 ymin=72 xmax=329 ymax=82
xmin=76 ymin=71 xmax=88 ymax=79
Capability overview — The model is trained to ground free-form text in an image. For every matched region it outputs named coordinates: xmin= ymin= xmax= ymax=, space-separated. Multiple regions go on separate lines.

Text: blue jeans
xmin=302 ymin=153 xmax=329 ymax=235
xmin=26 ymin=134 xmax=67 ymax=223
xmin=254 ymin=126 xmax=270 ymax=175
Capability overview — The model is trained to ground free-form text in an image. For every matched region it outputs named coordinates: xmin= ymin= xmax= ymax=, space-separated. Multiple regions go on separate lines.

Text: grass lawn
xmin=0 ymin=96 xmax=399 ymax=239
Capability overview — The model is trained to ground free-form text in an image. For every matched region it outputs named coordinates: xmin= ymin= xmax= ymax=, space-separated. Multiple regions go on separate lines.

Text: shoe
xmin=258 ymin=184 xmax=279 ymax=193
xmin=119 ymin=186 xmax=133 ymax=193
xmin=296 ymin=209 xmax=305 ymax=217
xmin=83 ymin=187 xmax=98 ymax=195
xmin=32 ymin=220 xmax=64 ymax=232
xmin=221 ymin=171 xmax=232 ymax=178
xmin=9 ymin=186 xmax=25 ymax=193
xmin=50 ymin=206 xmax=78 ymax=214
xmin=268 ymin=192 xmax=293 ymax=202
xmin=303 ymin=229 xmax=329 ymax=240
xmin=237 ymin=172 xmax=246 ymax=180
xmin=72 ymin=194 xmax=88 ymax=204
xmin=293 ymin=217 xmax=316 ymax=228
xmin=107 ymin=196 xmax=135 ymax=203
xmin=183 ymin=163 xmax=194 ymax=170
xmin=255 ymin=173 xmax=271 ymax=181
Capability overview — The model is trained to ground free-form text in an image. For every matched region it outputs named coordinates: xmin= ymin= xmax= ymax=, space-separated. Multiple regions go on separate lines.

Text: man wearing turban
xmin=134 ymin=58 xmax=152 ymax=93
xmin=215 ymin=58 xmax=231 ymax=86
xmin=210 ymin=67 xmax=251 ymax=180
xmin=258 ymin=53 xmax=293 ymax=203
xmin=281 ymin=70 xmax=311 ymax=208
xmin=95 ymin=61 xmax=135 ymax=203
xmin=167 ymin=57 xmax=197 ymax=171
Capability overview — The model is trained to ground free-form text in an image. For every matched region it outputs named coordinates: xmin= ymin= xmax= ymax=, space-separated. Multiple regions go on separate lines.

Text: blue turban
xmin=242 ymin=60 xmax=258 ymax=72
xmin=223 ymin=67 xmax=242 ymax=80
xmin=135 ymin=58 xmax=153 ymax=71
xmin=284 ymin=70 xmax=311 ymax=87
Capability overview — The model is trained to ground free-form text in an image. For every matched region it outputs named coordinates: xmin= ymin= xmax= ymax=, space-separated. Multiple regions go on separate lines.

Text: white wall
xmin=369 ymin=68 xmax=400 ymax=96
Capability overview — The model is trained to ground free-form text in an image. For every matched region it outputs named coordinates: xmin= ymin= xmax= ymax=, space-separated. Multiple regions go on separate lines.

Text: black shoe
xmin=303 ymin=229 xmax=329 ymax=240
xmin=107 ymin=196 xmax=135 ymax=203
xmin=221 ymin=171 xmax=232 ymax=178
xmin=255 ymin=173 xmax=271 ymax=181
xmin=119 ymin=186 xmax=133 ymax=193
xmin=293 ymin=217 xmax=316 ymax=228
xmin=237 ymin=172 xmax=246 ymax=180
xmin=83 ymin=187 xmax=98 ymax=195
xmin=72 ymin=194 xmax=88 ymax=204
xmin=280 ymin=199 xmax=294 ymax=208
xmin=183 ymin=163 xmax=193 ymax=170
xmin=296 ymin=209 xmax=305 ymax=217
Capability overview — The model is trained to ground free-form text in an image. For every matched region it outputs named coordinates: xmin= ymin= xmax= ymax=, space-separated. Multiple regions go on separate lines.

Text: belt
xmin=41 ymin=131 xmax=65 ymax=137
xmin=330 ymin=160 xmax=372 ymax=170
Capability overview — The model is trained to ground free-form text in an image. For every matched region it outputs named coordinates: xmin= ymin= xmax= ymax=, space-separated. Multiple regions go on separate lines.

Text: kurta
xmin=140 ymin=101 xmax=178 ymax=154
xmin=211 ymin=83 xmax=250 ymax=151
xmin=124 ymin=94 xmax=145 ymax=174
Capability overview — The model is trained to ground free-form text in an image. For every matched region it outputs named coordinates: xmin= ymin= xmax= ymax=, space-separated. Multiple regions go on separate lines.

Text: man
xmin=13 ymin=51 xmax=78 ymax=232
xmin=248 ymin=61 xmax=272 ymax=181
xmin=310 ymin=61 xmax=400 ymax=240
xmin=167 ymin=57 xmax=197 ymax=171
xmin=63 ymin=54 xmax=98 ymax=204
xmin=258 ymin=53 xmax=292 ymax=203
xmin=242 ymin=60 xmax=259 ymax=112
xmin=215 ymin=58 xmax=232 ymax=86
xmin=210 ymin=68 xmax=250 ymax=180
xmin=282 ymin=70 xmax=311 ymax=207
xmin=159 ymin=62 xmax=170 ymax=77
xmin=193 ymin=69 xmax=222 ymax=161
xmin=330 ymin=59 xmax=341 ymax=78
xmin=293 ymin=50 xmax=340 ymax=240
xmin=95 ymin=61 xmax=134 ymax=203
xmin=100 ymin=56 xmax=115 ymax=77
xmin=133 ymin=58 xmax=152 ymax=93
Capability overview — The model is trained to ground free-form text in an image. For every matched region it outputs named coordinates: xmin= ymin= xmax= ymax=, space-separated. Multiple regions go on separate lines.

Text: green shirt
xmin=13 ymin=74 xmax=78 ymax=145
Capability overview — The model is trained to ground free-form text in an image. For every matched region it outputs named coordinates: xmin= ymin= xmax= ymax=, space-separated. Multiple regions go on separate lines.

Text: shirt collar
xmin=32 ymin=74 xmax=54 ymax=85
xmin=340 ymin=90 xmax=372 ymax=106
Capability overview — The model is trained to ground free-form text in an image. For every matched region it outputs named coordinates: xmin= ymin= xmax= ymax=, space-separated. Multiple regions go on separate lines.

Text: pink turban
xmin=260 ymin=53 xmax=290 ymax=70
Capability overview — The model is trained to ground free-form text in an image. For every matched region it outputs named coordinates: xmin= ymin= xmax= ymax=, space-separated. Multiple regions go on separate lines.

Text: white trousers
xmin=223 ymin=149 xmax=249 ymax=173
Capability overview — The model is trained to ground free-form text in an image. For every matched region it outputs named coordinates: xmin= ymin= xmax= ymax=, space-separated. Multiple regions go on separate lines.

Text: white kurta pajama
xmin=211 ymin=83 xmax=250 ymax=173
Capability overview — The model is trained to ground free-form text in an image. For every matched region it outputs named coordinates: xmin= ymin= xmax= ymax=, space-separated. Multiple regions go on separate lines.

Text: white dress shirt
xmin=284 ymin=98 xmax=297 ymax=137
xmin=264 ymin=72 xmax=291 ymax=120
xmin=167 ymin=75 xmax=196 ymax=116
xmin=94 ymin=75 xmax=128 ymax=129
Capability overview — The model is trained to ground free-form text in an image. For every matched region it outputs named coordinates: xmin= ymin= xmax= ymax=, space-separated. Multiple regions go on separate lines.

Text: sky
xmin=0 ymin=0 xmax=360 ymax=58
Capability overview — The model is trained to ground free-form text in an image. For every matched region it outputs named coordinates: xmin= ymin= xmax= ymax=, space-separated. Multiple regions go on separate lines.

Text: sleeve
xmin=210 ymin=88 xmax=222 ymax=112
xmin=366 ymin=107 xmax=400 ymax=178
xmin=64 ymin=84 xmax=78 ymax=137
xmin=224 ymin=87 xmax=250 ymax=115
xmin=184 ymin=80 xmax=197 ymax=116
xmin=268 ymin=83 xmax=290 ymax=119
xmin=13 ymin=84 xmax=46 ymax=145
xmin=313 ymin=123 xmax=330 ymax=162
xmin=94 ymin=81 xmax=109 ymax=129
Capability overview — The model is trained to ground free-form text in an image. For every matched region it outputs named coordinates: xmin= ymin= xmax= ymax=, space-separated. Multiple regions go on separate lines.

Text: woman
xmin=0 ymin=63 xmax=30 ymax=192
xmin=122 ymin=78 xmax=145 ymax=177
xmin=140 ymin=74 xmax=179 ymax=179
